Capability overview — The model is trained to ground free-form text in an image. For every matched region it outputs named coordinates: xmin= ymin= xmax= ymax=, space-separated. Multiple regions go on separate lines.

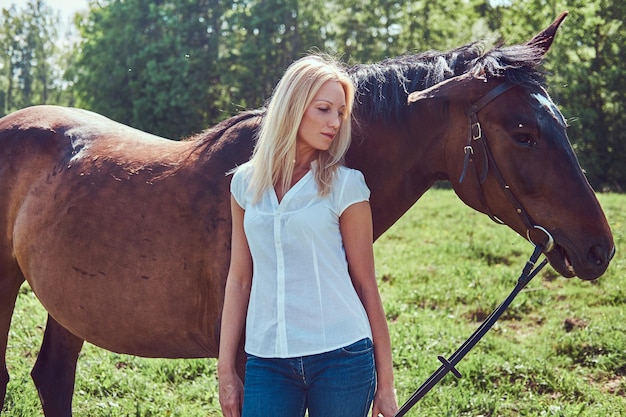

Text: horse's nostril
xmin=589 ymin=245 xmax=607 ymax=267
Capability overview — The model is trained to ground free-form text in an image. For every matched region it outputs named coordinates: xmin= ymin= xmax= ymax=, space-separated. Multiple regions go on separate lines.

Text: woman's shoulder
xmin=231 ymin=160 xmax=254 ymax=180
xmin=333 ymin=165 xmax=369 ymax=193
xmin=330 ymin=165 xmax=370 ymax=212
xmin=335 ymin=165 xmax=366 ymax=182
xmin=230 ymin=160 xmax=255 ymax=202
xmin=336 ymin=164 xmax=362 ymax=175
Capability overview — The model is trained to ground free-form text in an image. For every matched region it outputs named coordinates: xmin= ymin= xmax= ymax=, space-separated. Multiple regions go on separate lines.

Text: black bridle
xmin=459 ymin=81 xmax=554 ymax=252
xmin=393 ymin=81 xmax=555 ymax=417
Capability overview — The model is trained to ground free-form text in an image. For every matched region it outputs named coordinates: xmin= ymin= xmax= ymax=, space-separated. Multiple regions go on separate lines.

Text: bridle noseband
xmin=458 ymin=81 xmax=554 ymax=252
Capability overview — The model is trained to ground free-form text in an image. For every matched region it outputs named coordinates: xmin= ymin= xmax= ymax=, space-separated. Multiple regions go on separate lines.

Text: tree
xmin=219 ymin=0 xmax=327 ymax=111
xmin=0 ymin=0 xmax=61 ymax=116
xmin=497 ymin=0 xmax=626 ymax=190
xmin=554 ymin=1 xmax=626 ymax=191
xmin=74 ymin=0 xmax=225 ymax=138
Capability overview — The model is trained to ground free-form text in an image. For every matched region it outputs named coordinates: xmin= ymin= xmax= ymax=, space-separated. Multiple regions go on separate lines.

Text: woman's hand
xmin=218 ymin=370 xmax=244 ymax=417
xmin=371 ymin=384 xmax=398 ymax=417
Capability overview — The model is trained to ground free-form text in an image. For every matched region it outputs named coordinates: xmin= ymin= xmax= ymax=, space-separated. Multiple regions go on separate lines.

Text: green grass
xmin=3 ymin=189 xmax=625 ymax=416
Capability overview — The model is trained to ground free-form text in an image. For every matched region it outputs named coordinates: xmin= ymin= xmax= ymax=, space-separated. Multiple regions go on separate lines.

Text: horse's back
xmin=0 ymin=105 xmax=189 ymax=163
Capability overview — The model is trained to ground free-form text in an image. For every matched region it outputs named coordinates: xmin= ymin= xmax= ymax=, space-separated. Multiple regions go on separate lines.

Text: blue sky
xmin=8 ymin=0 xmax=89 ymax=23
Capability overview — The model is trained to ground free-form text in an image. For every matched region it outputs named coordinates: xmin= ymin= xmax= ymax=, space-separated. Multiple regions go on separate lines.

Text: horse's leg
xmin=31 ymin=315 xmax=84 ymax=417
xmin=0 ymin=268 xmax=23 ymax=411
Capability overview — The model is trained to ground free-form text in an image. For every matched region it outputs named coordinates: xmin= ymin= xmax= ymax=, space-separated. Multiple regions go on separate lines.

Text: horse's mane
xmin=349 ymin=41 xmax=547 ymax=122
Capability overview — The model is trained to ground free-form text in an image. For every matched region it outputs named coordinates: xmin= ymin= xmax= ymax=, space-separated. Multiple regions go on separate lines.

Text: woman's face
xmin=297 ymin=80 xmax=346 ymax=155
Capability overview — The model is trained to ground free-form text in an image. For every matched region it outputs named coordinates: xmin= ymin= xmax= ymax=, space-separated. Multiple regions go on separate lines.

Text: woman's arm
xmin=340 ymin=201 xmax=398 ymax=417
xmin=218 ymin=195 xmax=253 ymax=417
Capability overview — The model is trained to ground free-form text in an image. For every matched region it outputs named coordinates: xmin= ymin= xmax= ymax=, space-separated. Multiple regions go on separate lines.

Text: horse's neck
xmin=347 ymin=120 xmax=446 ymax=239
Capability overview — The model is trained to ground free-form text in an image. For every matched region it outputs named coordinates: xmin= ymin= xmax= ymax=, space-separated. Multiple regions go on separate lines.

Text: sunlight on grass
xmin=3 ymin=189 xmax=625 ymax=416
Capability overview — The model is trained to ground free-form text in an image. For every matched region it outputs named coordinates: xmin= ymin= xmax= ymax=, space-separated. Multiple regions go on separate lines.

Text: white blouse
xmin=230 ymin=161 xmax=373 ymax=358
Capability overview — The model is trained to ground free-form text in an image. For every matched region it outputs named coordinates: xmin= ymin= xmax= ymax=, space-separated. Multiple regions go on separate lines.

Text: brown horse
xmin=0 ymin=12 xmax=614 ymax=416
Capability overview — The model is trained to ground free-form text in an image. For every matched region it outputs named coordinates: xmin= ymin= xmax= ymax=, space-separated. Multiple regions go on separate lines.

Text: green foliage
xmin=74 ymin=0 xmax=223 ymax=138
xmin=4 ymin=190 xmax=626 ymax=416
xmin=218 ymin=0 xmax=323 ymax=110
xmin=0 ymin=0 xmax=65 ymax=115
xmin=556 ymin=3 xmax=626 ymax=192
xmin=496 ymin=0 xmax=626 ymax=191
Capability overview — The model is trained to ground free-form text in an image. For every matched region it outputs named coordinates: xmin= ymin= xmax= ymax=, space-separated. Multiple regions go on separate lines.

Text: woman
xmin=218 ymin=54 xmax=397 ymax=417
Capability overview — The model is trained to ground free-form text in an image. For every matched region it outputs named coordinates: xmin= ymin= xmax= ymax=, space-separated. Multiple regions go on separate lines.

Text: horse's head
xmin=407 ymin=12 xmax=614 ymax=280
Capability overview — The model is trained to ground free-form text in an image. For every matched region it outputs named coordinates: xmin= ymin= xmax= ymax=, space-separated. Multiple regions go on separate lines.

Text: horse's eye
xmin=512 ymin=134 xmax=536 ymax=148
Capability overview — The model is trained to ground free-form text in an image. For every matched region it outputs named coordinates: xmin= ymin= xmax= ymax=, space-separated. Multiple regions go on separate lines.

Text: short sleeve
xmin=230 ymin=163 xmax=252 ymax=208
xmin=335 ymin=168 xmax=370 ymax=215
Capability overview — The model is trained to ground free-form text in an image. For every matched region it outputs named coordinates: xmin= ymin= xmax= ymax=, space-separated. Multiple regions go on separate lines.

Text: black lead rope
xmin=394 ymin=245 xmax=548 ymax=417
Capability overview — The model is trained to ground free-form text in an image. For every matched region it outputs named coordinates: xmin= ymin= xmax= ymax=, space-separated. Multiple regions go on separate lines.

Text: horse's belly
xmin=26 ymin=264 xmax=221 ymax=358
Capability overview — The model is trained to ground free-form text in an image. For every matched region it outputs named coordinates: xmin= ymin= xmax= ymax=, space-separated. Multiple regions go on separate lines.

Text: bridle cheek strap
xmin=459 ymin=81 xmax=515 ymax=185
xmin=459 ymin=81 xmax=554 ymax=252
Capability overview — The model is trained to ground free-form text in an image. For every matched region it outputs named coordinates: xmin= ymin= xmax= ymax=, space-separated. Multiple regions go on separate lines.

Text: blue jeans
xmin=242 ymin=338 xmax=376 ymax=417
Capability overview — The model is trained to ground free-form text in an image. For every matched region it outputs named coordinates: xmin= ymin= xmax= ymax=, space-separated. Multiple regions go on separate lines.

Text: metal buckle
xmin=471 ymin=122 xmax=482 ymax=140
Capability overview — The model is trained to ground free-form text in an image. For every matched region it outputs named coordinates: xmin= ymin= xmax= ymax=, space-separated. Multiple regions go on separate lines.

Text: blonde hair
xmin=248 ymin=54 xmax=355 ymax=203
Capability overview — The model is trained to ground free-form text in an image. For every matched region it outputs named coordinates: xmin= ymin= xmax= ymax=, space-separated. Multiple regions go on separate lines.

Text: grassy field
xmin=3 ymin=189 xmax=625 ymax=416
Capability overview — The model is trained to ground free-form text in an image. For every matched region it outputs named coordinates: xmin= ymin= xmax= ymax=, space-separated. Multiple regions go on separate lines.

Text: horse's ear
xmin=526 ymin=11 xmax=568 ymax=54
xmin=407 ymin=72 xmax=484 ymax=104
